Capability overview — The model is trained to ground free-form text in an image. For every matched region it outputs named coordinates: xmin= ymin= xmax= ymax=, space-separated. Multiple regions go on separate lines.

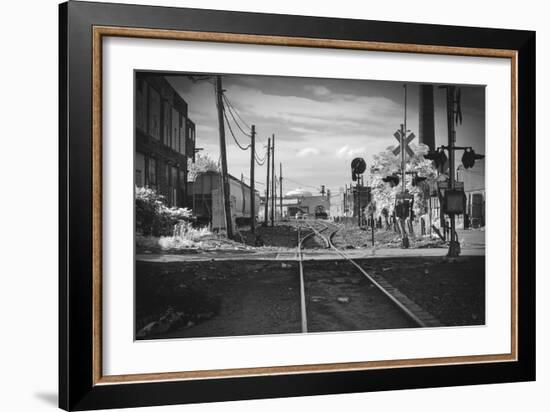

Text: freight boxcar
xmin=193 ymin=171 xmax=260 ymax=230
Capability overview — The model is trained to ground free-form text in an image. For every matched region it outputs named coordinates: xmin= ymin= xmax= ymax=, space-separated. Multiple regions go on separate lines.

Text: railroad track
xmin=296 ymin=220 xmax=439 ymax=333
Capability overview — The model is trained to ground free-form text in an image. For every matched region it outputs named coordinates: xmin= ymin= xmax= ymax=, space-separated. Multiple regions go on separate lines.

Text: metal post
xmin=250 ymin=125 xmax=256 ymax=234
xmin=356 ymin=179 xmax=361 ymax=227
xmin=279 ymin=163 xmax=283 ymax=219
xmin=264 ymin=137 xmax=271 ymax=225
xmin=271 ymin=134 xmax=275 ymax=226
xmin=371 ymin=211 xmax=375 ymax=246
xmin=215 ymin=75 xmax=233 ymax=239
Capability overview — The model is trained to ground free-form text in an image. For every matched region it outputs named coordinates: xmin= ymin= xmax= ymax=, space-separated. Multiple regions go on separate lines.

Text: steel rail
xmin=296 ymin=223 xmax=317 ymax=333
xmin=309 ymin=222 xmax=427 ymax=328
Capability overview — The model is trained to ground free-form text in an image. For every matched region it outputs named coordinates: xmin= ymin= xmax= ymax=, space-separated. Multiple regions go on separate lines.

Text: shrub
xmin=135 ymin=186 xmax=192 ymax=236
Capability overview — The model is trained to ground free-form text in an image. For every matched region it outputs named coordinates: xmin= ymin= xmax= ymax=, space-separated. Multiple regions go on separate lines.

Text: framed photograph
xmin=59 ymin=1 xmax=535 ymax=410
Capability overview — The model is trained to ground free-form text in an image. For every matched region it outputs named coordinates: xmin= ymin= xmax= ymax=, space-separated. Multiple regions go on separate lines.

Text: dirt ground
xmin=136 ymin=255 xmax=485 ymax=340
xmin=240 ymin=222 xmax=446 ymax=250
xmin=302 ymin=260 xmax=417 ymax=332
xmin=136 ymin=260 xmax=301 ymax=339
xmin=358 ymin=256 xmax=486 ymax=326
xmin=331 ymin=225 xmax=447 ymax=249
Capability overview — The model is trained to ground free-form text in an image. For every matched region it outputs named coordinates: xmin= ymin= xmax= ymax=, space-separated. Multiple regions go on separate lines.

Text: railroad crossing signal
xmin=351 ymin=157 xmax=366 ymax=181
xmin=351 ymin=157 xmax=366 ymax=174
xmin=424 ymin=147 xmax=448 ymax=172
xmin=392 ymin=129 xmax=416 ymax=157
xmin=461 ymin=147 xmax=485 ymax=169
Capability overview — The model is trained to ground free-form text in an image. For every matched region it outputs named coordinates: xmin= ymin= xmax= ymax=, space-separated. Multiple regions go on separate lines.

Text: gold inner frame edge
xmin=91 ymin=25 xmax=518 ymax=386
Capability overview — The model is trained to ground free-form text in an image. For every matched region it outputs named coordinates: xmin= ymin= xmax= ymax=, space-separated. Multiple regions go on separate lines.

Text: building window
xmin=171 ymin=166 xmax=178 ymax=206
xmin=163 ymin=101 xmax=171 ymax=147
xmin=148 ymin=87 xmax=161 ymax=140
xmin=136 ymin=79 xmax=148 ymax=132
xmin=186 ymin=122 xmax=195 ymax=158
xmin=136 ymin=170 xmax=143 ymax=187
xmin=179 ymin=115 xmax=186 ymax=155
xmin=135 ymin=152 xmax=145 ymax=187
xmin=179 ymin=170 xmax=186 ymax=189
xmin=171 ymin=107 xmax=179 ymax=152
xmin=147 ymin=157 xmax=157 ymax=188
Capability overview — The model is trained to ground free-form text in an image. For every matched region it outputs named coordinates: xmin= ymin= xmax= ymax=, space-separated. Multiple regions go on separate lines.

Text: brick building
xmin=135 ymin=74 xmax=196 ymax=207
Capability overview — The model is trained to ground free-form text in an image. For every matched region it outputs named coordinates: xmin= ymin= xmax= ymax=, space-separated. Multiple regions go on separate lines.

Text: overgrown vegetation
xmin=135 ymin=186 xmax=192 ymax=237
xmin=135 ymin=188 xmax=248 ymax=252
xmin=369 ymin=143 xmax=437 ymax=217
xmin=187 ymin=153 xmax=219 ymax=182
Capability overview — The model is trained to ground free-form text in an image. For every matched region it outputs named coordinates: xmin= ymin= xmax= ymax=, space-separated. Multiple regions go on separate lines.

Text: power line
xmin=222 ymin=94 xmax=253 ymax=138
xmin=284 ymin=177 xmax=319 ymax=191
xmin=254 ymin=155 xmax=266 ymax=166
xmin=223 ymin=107 xmax=251 ymax=151
xmin=241 ymin=176 xmax=266 ymax=186
xmin=254 ymin=148 xmax=267 ymax=165
xmin=222 ymin=93 xmax=251 ymax=130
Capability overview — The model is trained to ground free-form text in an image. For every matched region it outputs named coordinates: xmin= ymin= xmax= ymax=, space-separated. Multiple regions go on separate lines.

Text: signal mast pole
xmin=445 ymin=85 xmax=460 ymax=257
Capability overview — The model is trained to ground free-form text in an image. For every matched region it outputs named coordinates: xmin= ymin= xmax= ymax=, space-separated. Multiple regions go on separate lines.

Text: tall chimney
xmin=419 ymin=84 xmax=435 ymax=150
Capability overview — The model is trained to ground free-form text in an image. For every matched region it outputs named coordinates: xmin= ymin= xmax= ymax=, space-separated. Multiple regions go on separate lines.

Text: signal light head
xmin=382 ymin=175 xmax=400 ymax=187
xmin=461 ymin=147 xmax=484 ymax=169
xmin=412 ymin=176 xmax=427 ymax=186
xmin=425 ymin=148 xmax=447 ymax=169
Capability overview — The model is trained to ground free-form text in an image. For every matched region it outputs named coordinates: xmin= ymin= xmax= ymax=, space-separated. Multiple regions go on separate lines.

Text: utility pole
xmin=215 ymin=75 xmax=233 ymax=239
xmin=271 ymin=134 xmax=275 ymax=226
xmin=279 ymin=162 xmax=283 ymax=219
xmin=250 ymin=125 xmax=256 ymax=234
xmin=264 ymin=137 xmax=271 ymax=225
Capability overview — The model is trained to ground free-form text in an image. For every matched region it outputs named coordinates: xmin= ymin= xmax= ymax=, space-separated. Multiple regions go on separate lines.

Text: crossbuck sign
xmin=392 ymin=129 xmax=415 ymax=157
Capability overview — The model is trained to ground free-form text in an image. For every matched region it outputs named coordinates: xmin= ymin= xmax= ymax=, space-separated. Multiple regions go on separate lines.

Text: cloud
xmin=296 ymin=147 xmax=320 ymax=157
xmin=304 ymin=85 xmax=331 ymax=97
xmin=336 ymin=145 xmax=366 ymax=159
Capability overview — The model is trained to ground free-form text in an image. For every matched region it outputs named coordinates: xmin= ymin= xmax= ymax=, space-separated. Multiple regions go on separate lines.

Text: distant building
xmin=134 ymin=74 xmax=196 ymax=207
xmin=457 ymin=159 xmax=485 ymax=227
xmin=284 ymin=188 xmax=330 ymax=218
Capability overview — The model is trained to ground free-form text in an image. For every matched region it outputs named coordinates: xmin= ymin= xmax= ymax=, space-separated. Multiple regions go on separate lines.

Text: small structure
xmin=193 ymin=171 xmax=260 ymax=230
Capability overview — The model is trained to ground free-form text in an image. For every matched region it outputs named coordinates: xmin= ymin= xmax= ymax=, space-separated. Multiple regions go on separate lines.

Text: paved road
xmin=137 ymin=246 xmax=484 ymax=263
xmin=136 ymin=228 xmax=485 ymax=263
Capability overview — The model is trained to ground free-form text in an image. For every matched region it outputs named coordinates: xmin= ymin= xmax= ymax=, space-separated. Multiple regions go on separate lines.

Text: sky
xmin=166 ymin=74 xmax=485 ymax=196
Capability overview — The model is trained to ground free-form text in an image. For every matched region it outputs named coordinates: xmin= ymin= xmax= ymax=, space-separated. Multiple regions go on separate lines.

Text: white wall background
xmin=0 ymin=1 xmax=545 ymax=411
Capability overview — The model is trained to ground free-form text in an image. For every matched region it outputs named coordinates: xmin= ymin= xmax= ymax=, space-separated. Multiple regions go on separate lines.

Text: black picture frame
xmin=59 ymin=1 xmax=535 ymax=410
